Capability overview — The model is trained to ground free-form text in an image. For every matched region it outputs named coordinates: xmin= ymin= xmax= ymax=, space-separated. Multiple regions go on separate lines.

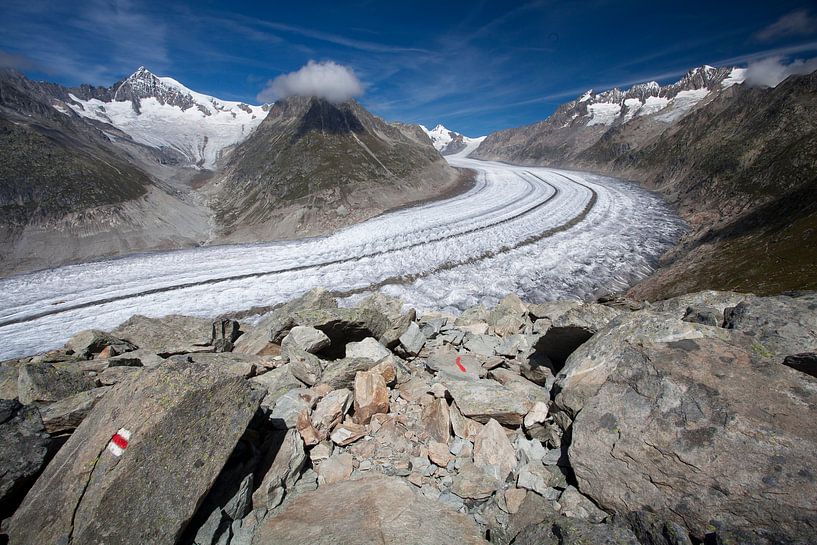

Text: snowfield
xmin=0 ymin=146 xmax=684 ymax=359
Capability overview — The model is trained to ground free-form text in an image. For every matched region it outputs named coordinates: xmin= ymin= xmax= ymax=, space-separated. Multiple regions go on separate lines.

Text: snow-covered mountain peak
xmin=421 ymin=123 xmax=485 ymax=156
xmin=66 ymin=68 xmax=268 ymax=169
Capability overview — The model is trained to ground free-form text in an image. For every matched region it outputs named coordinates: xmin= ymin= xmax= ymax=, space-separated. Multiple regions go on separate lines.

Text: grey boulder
xmin=6 ymin=362 xmax=262 ymax=545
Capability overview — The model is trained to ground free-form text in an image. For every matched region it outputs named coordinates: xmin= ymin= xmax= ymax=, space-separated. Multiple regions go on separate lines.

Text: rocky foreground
xmin=1 ymin=288 xmax=815 ymax=544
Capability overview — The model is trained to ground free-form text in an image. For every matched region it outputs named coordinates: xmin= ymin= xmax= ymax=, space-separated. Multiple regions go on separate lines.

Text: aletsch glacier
xmin=0 ymin=142 xmax=683 ymax=359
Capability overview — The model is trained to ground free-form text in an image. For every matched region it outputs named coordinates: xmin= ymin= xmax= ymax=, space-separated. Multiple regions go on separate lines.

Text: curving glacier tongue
xmin=0 ymin=152 xmax=684 ymax=359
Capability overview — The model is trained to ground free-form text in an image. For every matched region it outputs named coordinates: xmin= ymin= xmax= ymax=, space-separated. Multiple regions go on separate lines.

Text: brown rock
xmin=330 ymin=421 xmax=367 ymax=446
xmin=474 ymin=418 xmax=517 ymax=480
xmin=427 ymin=441 xmax=453 ymax=467
xmin=311 ymin=388 xmax=352 ymax=438
xmin=353 ymin=370 xmax=389 ymax=424
xmin=421 ymin=397 xmax=451 ymax=443
xmin=504 ymin=488 xmax=527 ymax=514
xmin=317 ymin=453 xmax=354 ymax=485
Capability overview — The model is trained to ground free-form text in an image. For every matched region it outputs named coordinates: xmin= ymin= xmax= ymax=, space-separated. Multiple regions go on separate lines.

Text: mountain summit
xmin=212 ymin=95 xmax=460 ymax=241
xmin=420 ymin=124 xmax=485 ymax=156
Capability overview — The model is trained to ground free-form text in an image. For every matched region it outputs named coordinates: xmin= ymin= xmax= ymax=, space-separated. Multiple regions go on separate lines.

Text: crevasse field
xmin=0 ymin=146 xmax=685 ymax=359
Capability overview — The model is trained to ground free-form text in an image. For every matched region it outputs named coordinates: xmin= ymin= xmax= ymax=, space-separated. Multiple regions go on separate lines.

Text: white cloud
xmin=257 ymin=60 xmax=364 ymax=103
xmin=744 ymin=55 xmax=817 ymax=87
xmin=755 ymin=9 xmax=817 ymax=42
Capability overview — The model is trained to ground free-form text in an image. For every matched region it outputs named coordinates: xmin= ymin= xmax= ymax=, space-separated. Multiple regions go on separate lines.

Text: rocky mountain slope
xmin=1 ymin=287 xmax=815 ymax=544
xmin=473 ymin=66 xmax=817 ymax=299
xmin=0 ymin=68 xmax=460 ymax=275
xmin=421 ymin=124 xmax=486 ymax=156
xmin=0 ymin=68 xmax=212 ymax=276
xmin=210 ymin=96 xmax=461 ymax=241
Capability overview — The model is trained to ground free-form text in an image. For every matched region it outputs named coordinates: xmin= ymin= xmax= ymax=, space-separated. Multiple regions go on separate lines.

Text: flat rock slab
xmin=112 ymin=314 xmax=214 ymax=355
xmin=7 ymin=362 xmax=262 ymax=545
xmin=253 ymin=475 xmax=488 ymax=544
xmin=444 ymin=378 xmax=531 ymax=426
xmin=0 ymin=399 xmax=51 ymax=517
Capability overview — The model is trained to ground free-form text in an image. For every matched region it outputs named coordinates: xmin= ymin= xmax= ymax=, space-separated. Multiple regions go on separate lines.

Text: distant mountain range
xmin=473 ymin=65 xmax=817 ymax=298
xmin=0 ymin=67 xmax=456 ymax=276
xmin=420 ymin=124 xmax=485 ymax=156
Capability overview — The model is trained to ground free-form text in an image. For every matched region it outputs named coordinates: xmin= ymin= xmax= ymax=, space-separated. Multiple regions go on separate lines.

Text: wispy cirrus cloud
xmin=755 ymin=9 xmax=817 ymax=42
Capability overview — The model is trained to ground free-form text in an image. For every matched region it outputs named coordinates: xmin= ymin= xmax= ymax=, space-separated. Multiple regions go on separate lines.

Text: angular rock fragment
xmin=17 ymin=362 xmax=97 ymax=404
xmin=353 ymin=369 xmax=389 ymax=424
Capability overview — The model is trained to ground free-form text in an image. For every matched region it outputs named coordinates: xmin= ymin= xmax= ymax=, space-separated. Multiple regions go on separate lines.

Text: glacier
xmin=0 ymin=146 xmax=685 ymax=359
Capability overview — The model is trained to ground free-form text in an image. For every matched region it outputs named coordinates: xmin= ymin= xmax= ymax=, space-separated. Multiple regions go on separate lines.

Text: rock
xmin=253 ymin=475 xmax=487 ymax=544
xmin=428 ymin=441 xmax=453 ymax=467
xmin=624 ymin=510 xmax=694 ymax=545
xmin=311 ymin=388 xmax=352 ymax=438
xmin=211 ymin=319 xmax=241 ymax=352
xmin=345 ymin=336 xmax=391 ymax=361
xmin=426 ymin=345 xmax=481 ymax=380
xmin=524 ymin=401 xmax=549 ymax=429
xmin=67 ymin=329 xmax=137 ymax=359
xmin=649 ymin=290 xmax=748 ymax=318
xmin=489 ymin=368 xmax=549 ymax=406
xmin=353 ymin=369 xmax=389 ymax=424
xmin=223 ymin=473 xmax=253 ymax=521
xmin=285 ymin=347 xmax=323 ymax=386
xmin=108 ymin=348 xmax=164 ymax=367
xmin=320 ymin=357 xmax=379 ymax=389
xmin=397 ymin=376 xmax=432 ymax=403
xmin=372 ymin=358 xmax=398 ymax=386
xmin=569 ymin=332 xmax=817 ymax=542
xmin=421 ymin=397 xmax=451 ymax=443
xmin=722 ymin=293 xmax=817 ymax=358
xmin=491 ymin=491 xmax=551 ymax=545
xmin=504 ymin=488 xmax=527 ymax=514
xmin=515 ymin=436 xmax=547 ymax=464
xmin=455 ymin=305 xmax=490 ymax=326
xmin=39 ymin=386 xmax=110 ymax=434
xmin=681 ymin=305 xmax=721 ymax=326
xmin=445 ymin=378 xmax=531 ymax=426
xmin=234 ymin=288 xmax=338 ymax=355
xmin=474 ymin=418 xmax=517 ymax=481
xmin=0 ymin=365 xmax=19 ymax=399
xmin=282 ymin=326 xmax=331 ymax=354
xmin=399 ymin=322 xmax=427 ymax=356
xmin=251 ymin=365 xmax=304 ymax=409
xmin=359 ymin=292 xmax=415 ymax=348
xmin=310 ymin=440 xmax=333 ymax=465
xmin=527 ymin=301 xmax=582 ymax=321
xmin=270 ymin=389 xmax=312 ymax=429
xmin=17 ymin=362 xmax=97 ymax=404
xmin=450 ymin=400 xmax=484 ymax=440
xmin=329 ymin=421 xmax=367 ymax=446
xmin=512 ymin=514 xmax=641 ymax=545
xmin=558 ymin=485 xmax=607 ymax=522
xmin=516 ymin=462 xmax=559 ymax=498
xmin=464 ymin=334 xmax=500 ymax=356
xmin=554 ymin=312 xmax=720 ymax=416
xmin=782 ymin=352 xmax=817 ymax=378
xmin=7 ymin=362 xmax=261 ymax=545
xmin=451 ymin=461 xmax=502 ymax=500
xmin=252 ymin=429 xmax=306 ymax=510
xmin=533 ymin=303 xmax=620 ymax=368
xmin=97 ymin=365 xmax=143 ymax=385
xmin=317 ymin=452 xmax=354 ymax=485
xmin=289 ymin=307 xmax=391 ymax=358
xmin=112 ymin=314 xmax=214 ymax=355
xmin=0 ymin=399 xmax=51 ymax=518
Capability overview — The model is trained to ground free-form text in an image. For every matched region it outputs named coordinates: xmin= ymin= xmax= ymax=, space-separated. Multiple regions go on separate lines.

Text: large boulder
xmin=722 ymin=292 xmax=817 ymax=359
xmin=17 ymin=362 xmax=97 ymax=404
xmin=112 ymin=314 xmax=215 ymax=355
xmin=554 ymin=312 xmax=723 ymax=416
xmin=67 ymin=329 xmax=137 ymax=359
xmin=6 ymin=362 xmax=262 ymax=545
xmin=252 ymin=475 xmax=488 ymax=544
xmin=533 ymin=303 xmax=620 ymax=369
xmin=234 ymin=288 xmax=338 ymax=355
xmin=444 ymin=378 xmax=532 ymax=426
xmin=569 ymin=333 xmax=817 ymax=542
xmin=0 ymin=399 xmax=52 ymax=518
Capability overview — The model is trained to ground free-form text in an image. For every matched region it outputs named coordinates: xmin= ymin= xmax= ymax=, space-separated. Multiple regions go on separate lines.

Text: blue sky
xmin=2 ymin=0 xmax=817 ymax=135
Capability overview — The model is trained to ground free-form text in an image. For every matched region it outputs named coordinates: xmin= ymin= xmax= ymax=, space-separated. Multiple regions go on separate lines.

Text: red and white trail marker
xmin=107 ymin=428 xmax=131 ymax=457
